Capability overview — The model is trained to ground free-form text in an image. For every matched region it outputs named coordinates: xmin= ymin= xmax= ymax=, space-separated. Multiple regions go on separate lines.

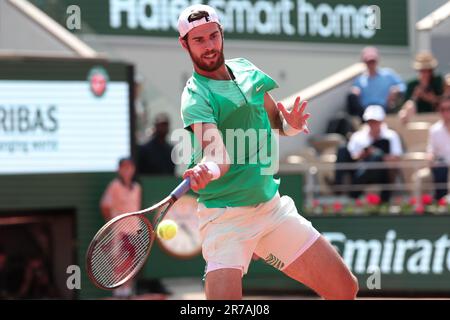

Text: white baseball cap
xmin=363 ymin=105 xmax=386 ymax=122
xmin=177 ymin=4 xmax=221 ymax=38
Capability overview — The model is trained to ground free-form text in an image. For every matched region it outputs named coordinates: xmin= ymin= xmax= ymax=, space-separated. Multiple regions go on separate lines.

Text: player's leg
xmin=197 ymin=204 xmax=261 ymax=300
xmin=254 ymin=194 xmax=358 ymax=300
xmin=282 ymin=236 xmax=358 ymax=300
xmin=205 ymin=268 xmax=242 ymax=300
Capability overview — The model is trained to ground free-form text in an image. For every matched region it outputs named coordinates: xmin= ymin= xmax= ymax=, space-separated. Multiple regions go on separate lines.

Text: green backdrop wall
xmin=2 ymin=173 xmax=449 ymax=298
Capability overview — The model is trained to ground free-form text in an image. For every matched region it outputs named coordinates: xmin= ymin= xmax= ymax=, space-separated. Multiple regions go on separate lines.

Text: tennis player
xmin=178 ymin=4 xmax=358 ymax=300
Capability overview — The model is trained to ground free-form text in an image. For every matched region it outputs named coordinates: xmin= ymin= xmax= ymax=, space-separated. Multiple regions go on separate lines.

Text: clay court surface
xmin=106 ymin=278 xmax=450 ymax=300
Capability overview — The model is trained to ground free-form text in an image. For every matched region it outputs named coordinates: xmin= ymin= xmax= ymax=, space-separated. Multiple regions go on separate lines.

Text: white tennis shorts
xmin=197 ymin=192 xmax=321 ymax=277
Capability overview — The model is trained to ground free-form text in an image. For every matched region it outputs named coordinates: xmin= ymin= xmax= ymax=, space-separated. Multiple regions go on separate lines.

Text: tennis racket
xmin=86 ymin=178 xmax=191 ymax=290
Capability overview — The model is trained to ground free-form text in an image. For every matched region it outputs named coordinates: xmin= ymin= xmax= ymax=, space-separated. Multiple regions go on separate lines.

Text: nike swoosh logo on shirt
xmin=256 ymin=84 xmax=264 ymax=92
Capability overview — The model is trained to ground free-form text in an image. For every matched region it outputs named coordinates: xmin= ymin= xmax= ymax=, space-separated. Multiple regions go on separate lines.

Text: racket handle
xmin=170 ymin=177 xmax=191 ymax=200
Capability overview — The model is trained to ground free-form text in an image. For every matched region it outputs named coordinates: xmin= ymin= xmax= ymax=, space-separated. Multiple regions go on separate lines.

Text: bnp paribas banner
xmin=33 ymin=0 xmax=408 ymax=46
xmin=313 ymin=216 xmax=450 ymax=293
xmin=0 ymin=60 xmax=132 ymax=175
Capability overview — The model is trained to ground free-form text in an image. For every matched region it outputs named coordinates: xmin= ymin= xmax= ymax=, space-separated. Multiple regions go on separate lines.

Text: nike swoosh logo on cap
xmin=256 ymin=84 xmax=264 ymax=92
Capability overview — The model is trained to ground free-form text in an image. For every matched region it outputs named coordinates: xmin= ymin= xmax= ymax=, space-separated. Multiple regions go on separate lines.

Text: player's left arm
xmin=263 ymin=93 xmax=310 ymax=136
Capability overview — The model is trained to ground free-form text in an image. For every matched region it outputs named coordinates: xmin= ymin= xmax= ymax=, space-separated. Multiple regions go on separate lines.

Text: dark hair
xmin=188 ymin=10 xmax=211 ymax=23
xmin=119 ymin=157 xmax=134 ymax=167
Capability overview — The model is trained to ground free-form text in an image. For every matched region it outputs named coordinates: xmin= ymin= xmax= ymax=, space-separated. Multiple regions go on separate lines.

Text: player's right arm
xmin=183 ymin=122 xmax=230 ymax=192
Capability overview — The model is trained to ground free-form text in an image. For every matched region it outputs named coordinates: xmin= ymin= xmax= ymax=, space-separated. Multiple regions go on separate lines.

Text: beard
xmin=188 ymin=43 xmax=225 ymax=72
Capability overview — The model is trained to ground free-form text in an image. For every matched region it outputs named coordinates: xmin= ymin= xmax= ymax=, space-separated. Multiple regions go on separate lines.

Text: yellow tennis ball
xmin=157 ymin=220 xmax=178 ymax=240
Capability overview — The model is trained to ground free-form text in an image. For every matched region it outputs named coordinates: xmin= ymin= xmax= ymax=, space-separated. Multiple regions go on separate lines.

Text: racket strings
xmin=92 ymin=235 xmax=148 ymax=285
xmin=92 ymin=229 xmax=148 ymax=282
xmin=89 ymin=215 xmax=153 ymax=288
xmin=91 ymin=225 xmax=149 ymax=286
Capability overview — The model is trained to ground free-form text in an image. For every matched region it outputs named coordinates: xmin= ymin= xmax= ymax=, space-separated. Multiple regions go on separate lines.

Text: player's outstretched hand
xmin=277 ymin=96 xmax=311 ymax=134
xmin=183 ymin=163 xmax=214 ymax=192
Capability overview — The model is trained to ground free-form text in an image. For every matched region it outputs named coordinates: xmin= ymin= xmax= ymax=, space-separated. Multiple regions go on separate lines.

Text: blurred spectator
xmin=134 ymin=74 xmax=150 ymax=144
xmin=100 ymin=157 xmax=141 ymax=299
xmin=331 ymin=105 xmax=403 ymax=202
xmin=399 ymin=52 xmax=443 ymax=123
xmin=427 ymin=95 xmax=450 ymax=201
xmin=444 ymin=74 xmax=450 ymax=96
xmin=138 ymin=113 xmax=175 ymax=175
xmin=348 ymin=47 xmax=406 ymax=118
xmin=16 ymin=256 xmax=58 ymax=299
xmin=325 ymin=111 xmax=357 ymax=140
xmin=0 ymin=245 xmax=11 ymax=299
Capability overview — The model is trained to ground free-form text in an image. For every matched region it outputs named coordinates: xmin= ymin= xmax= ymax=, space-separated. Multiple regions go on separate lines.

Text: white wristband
xmin=282 ymin=118 xmax=302 ymax=136
xmin=204 ymin=161 xmax=221 ymax=180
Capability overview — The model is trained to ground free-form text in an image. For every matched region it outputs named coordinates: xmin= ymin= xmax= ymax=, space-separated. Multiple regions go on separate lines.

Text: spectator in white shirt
xmin=427 ymin=95 xmax=450 ymax=200
xmin=332 ymin=105 xmax=403 ymax=202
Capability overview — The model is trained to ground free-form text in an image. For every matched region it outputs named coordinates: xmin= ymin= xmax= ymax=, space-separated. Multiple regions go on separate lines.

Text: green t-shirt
xmin=181 ymin=58 xmax=280 ymax=208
